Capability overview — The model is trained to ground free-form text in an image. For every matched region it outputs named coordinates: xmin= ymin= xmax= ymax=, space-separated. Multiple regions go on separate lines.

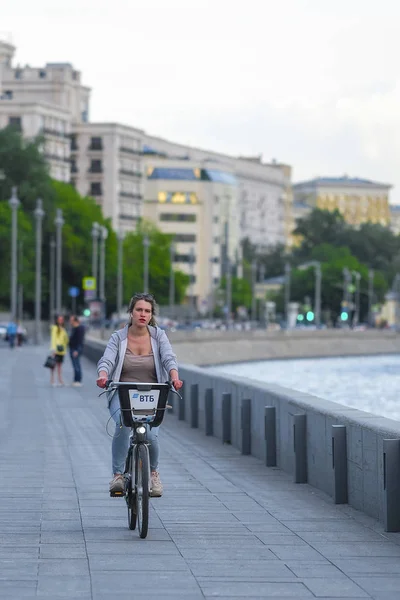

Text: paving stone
xmin=303 ymin=578 xmax=370 ymax=597
xmin=199 ymin=581 xmax=314 ymax=596
xmin=331 ymin=557 xmax=400 ymax=575
xmin=351 ymin=577 xmax=400 ymax=594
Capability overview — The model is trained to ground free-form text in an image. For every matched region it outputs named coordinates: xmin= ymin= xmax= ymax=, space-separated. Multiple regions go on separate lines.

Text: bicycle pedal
xmin=110 ymin=491 xmax=125 ymax=497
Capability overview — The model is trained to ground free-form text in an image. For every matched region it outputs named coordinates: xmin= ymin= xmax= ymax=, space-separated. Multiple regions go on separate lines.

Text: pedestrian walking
xmin=69 ymin=315 xmax=85 ymax=387
xmin=50 ymin=315 xmax=69 ymax=387
xmin=16 ymin=322 xmax=25 ymax=347
xmin=96 ymin=292 xmax=183 ymax=497
xmin=6 ymin=320 xmax=17 ymax=349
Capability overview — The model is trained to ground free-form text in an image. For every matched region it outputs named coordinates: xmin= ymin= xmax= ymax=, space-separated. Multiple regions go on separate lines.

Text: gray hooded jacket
xmin=97 ymin=324 xmax=178 ymax=403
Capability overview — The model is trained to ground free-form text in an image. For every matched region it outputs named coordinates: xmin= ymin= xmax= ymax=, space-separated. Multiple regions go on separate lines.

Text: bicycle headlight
xmin=136 ymin=426 xmax=146 ymax=435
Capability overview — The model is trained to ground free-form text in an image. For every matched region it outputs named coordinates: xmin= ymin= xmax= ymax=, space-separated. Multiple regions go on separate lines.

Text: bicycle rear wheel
xmin=136 ymin=444 xmax=149 ymax=539
xmin=125 ymin=448 xmax=136 ymax=530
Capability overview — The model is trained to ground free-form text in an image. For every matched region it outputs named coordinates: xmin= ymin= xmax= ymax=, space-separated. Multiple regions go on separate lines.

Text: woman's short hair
xmin=127 ymin=293 xmax=157 ymax=326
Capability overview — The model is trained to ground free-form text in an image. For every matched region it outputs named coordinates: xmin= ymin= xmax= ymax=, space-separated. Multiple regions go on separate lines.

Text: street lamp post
xmin=99 ymin=226 xmax=108 ymax=304
xmin=9 ymin=187 xmax=20 ymax=320
xmin=352 ymin=270 xmax=361 ymax=327
xmin=91 ymin=222 xmax=100 ymax=296
xmin=258 ymin=263 xmax=265 ymax=324
xmin=368 ymin=269 xmax=374 ymax=327
xmin=143 ymin=234 xmax=150 ymax=293
xmin=251 ymin=258 xmax=257 ymax=324
xmin=54 ymin=209 xmax=64 ymax=315
xmin=284 ymin=262 xmax=291 ymax=329
xmin=49 ymin=237 xmax=56 ymax=320
xmin=189 ymin=246 xmax=196 ymax=322
xmin=117 ymin=230 xmax=124 ymax=317
xmin=315 ymin=262 xmax=322 ymax=328
xmin=169 ymin=240 xmax=175 ymax=319
xmin=34 ymin=199 xmax=45 ymax=344
xmin=226 ymin=256 xmax=232 ymax=327
xmin=18 ymin=240 xmax=23 ymax=323
xmin=298 ymin=261 xmax=322 ymax=327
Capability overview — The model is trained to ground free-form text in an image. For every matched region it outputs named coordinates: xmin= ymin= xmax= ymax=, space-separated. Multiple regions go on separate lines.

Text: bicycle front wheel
xmin=136 ymin=444 xmax=149 ymax=539
xmin=126 ymin=448 xmax=136 ymax=531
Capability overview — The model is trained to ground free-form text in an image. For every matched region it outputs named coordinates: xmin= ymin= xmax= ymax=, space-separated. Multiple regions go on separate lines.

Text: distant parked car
xmin=0 ymin=323 xmax=7 ymax=340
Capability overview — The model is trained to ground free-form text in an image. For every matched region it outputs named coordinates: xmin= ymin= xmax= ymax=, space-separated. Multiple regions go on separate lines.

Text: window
xmin=89 ymin=137 xmax=103 ymax=150
xmin=90 ymin=159 xmax=102 ymax=173
xmin=3 ymin=90 xmax=13 ymax=99
xmin=213 ymin=216 xmax=219 ymax=223
xmin=71 ymin=159 xmax=78 ymax=173
xmin=189 ymin=275 xmax=196 ymax=283
xmin=174 ymin=234 xmax=196 ymax=243
xmin=15 ymin=70 xmax=22 ymax=79
xmin=213 ymin=277 xmax=220 ymax=285
xmin=174 ymin=254 xmax=196 ymax=263
xmin=213 ymin=237 xmax=220 ymax=244
xmin=160 ymin=213 xmax=197 ymax=223
xmin=90 ymin=182 xmax=102 ymax=196
xmin=8 ymin=117 xmax=21 ymax=130
xmin=39 ymin=70 xmax=46 ymax=79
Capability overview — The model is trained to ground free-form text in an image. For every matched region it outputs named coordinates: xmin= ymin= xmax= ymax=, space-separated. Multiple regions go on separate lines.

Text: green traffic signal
xmin=306 ymin=311 xmax=314 ymax=322
xmin=340 ymin=311 xmax=349 ymax=321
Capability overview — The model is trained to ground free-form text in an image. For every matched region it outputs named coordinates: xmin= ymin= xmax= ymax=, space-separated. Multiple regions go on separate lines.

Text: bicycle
xmin=104 ymin=380 xmax=181 ymax=539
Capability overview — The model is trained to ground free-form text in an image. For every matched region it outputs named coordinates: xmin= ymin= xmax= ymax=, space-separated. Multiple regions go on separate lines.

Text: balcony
xmin=119 ymin=146 xmax=141 ymax=156
xmin=45 ymin=153 xmax=68 ymax=163
xmin=119 ymin=214 xmax=139 ymax=221
xmin=119 ymin=168 xmax=142 ymax=178
xmin=119 ymin=192 xmax=142 ymax=200
xmin=88 ymin=166 xmax=103 ymax=174
xmin=42 ymin=127 xmax=69 ymax=139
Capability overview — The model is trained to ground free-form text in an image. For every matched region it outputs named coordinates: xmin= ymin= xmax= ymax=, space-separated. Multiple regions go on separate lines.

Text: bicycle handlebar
xmin=104 ymin=379 xmax=182 ymax=400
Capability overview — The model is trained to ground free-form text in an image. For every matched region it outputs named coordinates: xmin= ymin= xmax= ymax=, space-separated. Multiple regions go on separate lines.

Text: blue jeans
xmin=70 ymin=350 xmax=82 ymax=382
xmin=8 ymin=334 xmax=16 ymax=349
xmin=109 ymin=392 xmax=160 ymax=475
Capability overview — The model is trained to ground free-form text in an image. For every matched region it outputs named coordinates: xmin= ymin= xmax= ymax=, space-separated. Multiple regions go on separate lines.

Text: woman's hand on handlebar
xmin=171 ymin=378 xmax=183 ymax=391
xmin=96 ymin=376 xmax=108 ymax=389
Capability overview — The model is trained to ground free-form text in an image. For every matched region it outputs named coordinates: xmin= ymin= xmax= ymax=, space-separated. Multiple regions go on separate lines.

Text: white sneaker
xmin=72 ymin=382 xmax=82 ymax=387
xmin=150 ymin=471 xmax=163 ymax=497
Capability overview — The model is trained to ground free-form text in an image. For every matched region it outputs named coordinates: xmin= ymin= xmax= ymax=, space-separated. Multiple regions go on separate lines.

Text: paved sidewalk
xmin=1 ymin=342 xmax=400 ymax=599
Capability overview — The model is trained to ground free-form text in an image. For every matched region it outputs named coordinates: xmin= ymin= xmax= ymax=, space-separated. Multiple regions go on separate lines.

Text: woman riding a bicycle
xmin=96 ymin=293 xmax=183 ymax=497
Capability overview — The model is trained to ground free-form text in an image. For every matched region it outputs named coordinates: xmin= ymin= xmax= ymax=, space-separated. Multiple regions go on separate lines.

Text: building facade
xmin=143 ymin=135 xmax=290 ymax=249
xmin=0 ymin=39 xmax=90 ymax=183
xmin=71 ymin=123 xmax=144 ymax=232
xmin=142 ymin=158 xmax=239 ymax=309
xmin=292 ymin=176 xmax=392 ymax=228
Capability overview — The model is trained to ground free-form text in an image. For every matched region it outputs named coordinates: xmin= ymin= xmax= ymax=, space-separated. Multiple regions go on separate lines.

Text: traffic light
xmin=340 ymin=311 xmax=349 ymax=321
xmin=297 ymin=314 xmax=304 ymax=322
xmin=306 ymin=311 xmax=314 ymax=322
xmin=83 ymin=308 xmax=91 ymax=317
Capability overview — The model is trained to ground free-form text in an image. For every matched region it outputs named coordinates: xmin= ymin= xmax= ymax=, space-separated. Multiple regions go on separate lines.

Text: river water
xmin=210 ymin=354 xmax=400 ymax=422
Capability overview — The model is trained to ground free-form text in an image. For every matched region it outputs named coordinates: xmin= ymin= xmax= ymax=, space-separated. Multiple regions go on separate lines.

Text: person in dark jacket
xmin=69 ymin=315 xmax=85 ymax=386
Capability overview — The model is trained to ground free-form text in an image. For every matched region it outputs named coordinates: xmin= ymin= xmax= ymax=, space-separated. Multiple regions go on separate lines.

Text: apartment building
xmin=71 ymin=123 xmax=144 ymax=232
xmin=143 ymin=135 xmax=290 ymax=248
xmin=0 ymin=39 xmax=89 ymax=182
xmin=292 ymin=176 xmax=392 ymax=227
xmin=142 ymin=158 xmax=240 ymax=309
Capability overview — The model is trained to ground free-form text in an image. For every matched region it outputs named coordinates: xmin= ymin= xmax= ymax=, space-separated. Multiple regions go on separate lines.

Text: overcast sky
xmin=2 ymin=0 xmax=399 ymax=201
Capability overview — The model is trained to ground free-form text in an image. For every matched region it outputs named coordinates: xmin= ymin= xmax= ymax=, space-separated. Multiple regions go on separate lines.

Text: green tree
xmin=123 ymin=221 xmax=189 ymax=307
xmin=0 ymin=202 xmax=36 ymax=311
xmin=0 ymin=126 xmax=54 ymax=211
xmin=271 ymin=244 xmax=387 ymax=324
xmin=293 ymin=208 xmax=348 ymax=260
xmin=218 ymin=276 xmax=252 ymax=315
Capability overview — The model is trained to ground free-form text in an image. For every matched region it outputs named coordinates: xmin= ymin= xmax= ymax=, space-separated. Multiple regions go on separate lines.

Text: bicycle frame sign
xmin=128 ymin=389 xmax=160 ymax=411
